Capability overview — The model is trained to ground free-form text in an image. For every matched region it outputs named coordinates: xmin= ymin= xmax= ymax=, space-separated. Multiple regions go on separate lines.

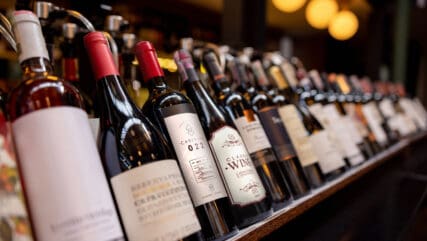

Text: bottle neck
xmin=21 ymin=57 xmax=55 ymax=81
xmin=147 ymin=76 xmax=168 ymax=92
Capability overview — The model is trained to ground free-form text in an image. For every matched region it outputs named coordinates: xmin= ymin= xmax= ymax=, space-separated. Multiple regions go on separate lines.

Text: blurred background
xmin=0 ymin=0 xmax=426 ymax=105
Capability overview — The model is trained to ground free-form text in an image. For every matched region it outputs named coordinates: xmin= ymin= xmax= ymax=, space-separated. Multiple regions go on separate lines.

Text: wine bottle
xmin=349 ymin=76 xmax=389 ymax=151
xmin=251 ymin=60 xmax=324 ymax=188
xmin=222 ymin=54 xmax=310 ymax=198
xmin=174 ymin=49 xmax=272 ymax=228
xmin=84 ymin=32 xmax=202 ymax=241
xmin=203 ymin=51 xmax=292 ymax=210
xmin=341 ymin=75 xmax=383 ymax=154
xmin=320 ymin=73 xmax=374 ymax=159
xmin=308 ymin=71 xmax=366 ymax=166
xmin=267 ymin=58 xmax=347 ymax=180
xmin=60 ymin=23 xmax=95 ymax=116
xmin=8 ymin=11 xmax=124 ymax=241
xmin=137 ymin=41 xmax=237 ymax=241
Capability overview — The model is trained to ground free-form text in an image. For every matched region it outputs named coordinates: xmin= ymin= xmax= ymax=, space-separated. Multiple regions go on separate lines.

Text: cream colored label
xmin=278 ymin=104 xmax=318 ymax=166
xmin=12 ymin=107 xmax=123 ymax=241
xmin=233 ymin=115 xmax=272 ymax=154
xmin=111 ymin=160 xmax=201 ymax=241
xmin=400 ymin=98 xmax=427 ymax=129
xmin=343 ymin=116 xmax=364 ymax=144
xmin=345 ymin=103 xmax=369 ymax=137
xmin=379 ymin=99 xmax=395 ymax=118
xmin=362 ymin=103 xmax=388 ymax=144
xmin=164 ymin=113 xmax=227 ymax=207
xmin=322 ymin=104 xmax=362 ymax=159
xmin=309 ymin=104 xmax=345 ymax=158
xmin=309 ymin=130 xmax=346 ymax=174
xmin=209 ymin=126 xmax=266 ymax=206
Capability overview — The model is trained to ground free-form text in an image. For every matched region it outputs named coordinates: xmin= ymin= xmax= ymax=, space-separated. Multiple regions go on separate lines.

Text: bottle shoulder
xmin=8 ymin=77 xmax=84 ymax=121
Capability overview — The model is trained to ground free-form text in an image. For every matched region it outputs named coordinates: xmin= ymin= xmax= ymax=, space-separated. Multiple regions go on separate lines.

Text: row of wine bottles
xmin=2 ymin=9 xmax=427 ymax=241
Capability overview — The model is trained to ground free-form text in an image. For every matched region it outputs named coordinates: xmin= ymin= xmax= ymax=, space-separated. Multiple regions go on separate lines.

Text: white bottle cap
xmin=12 ymin=10 xmax=49 ymax=63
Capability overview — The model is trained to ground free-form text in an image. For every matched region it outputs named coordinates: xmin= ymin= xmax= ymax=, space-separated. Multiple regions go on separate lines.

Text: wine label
xmin=322 ymin=104 xmax=362 ymax=160
xmin=0 ymin=113 xmax=34 ymax=241
xmin=278 ymin=104 xmax=318 ymax=167
xmin=258 ymin=107 xmax=297 ymax=161
xmin=309 ymin=130 xmax=346 ymax=174
xmin=12 ymin=107 xmax=123 ymax=241
xmin=233 ymin=112 xmax=272 ymax=154
xmin=345 ymin=103 xmax=369 ymax=138
xmin=379 ymin=99 xmax=395 ymax=118
xmin=88 ymin=117 xmax=100 ymax=140
xmin=414 ymin=98 xmax=427 ymax=121
xmin=400 ymin=98 xmax=427 ymax=129
xmin=161 ymin=103 xmax=227 ymax=207
xmin=209 ymin=126 xmax=266 ymax=206
xmin=111 ymin=159 xmax=201 ymax=241
xmin=362 ymin=103 xmax=388 ymax=145
xmin=308 ymin=104 xmax=346 ymax=158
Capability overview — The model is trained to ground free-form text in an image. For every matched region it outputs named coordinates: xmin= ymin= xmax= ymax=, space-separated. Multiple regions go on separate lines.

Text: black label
xmin=160 ymin=103 xmax=195 ymax=117
xmin=258 ymin=107 xmax=297 ymax=160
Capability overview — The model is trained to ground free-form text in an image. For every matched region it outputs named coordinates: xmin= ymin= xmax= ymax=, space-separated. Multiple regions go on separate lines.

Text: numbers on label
xmin=187 ymin=142 xmax=204 ymax=151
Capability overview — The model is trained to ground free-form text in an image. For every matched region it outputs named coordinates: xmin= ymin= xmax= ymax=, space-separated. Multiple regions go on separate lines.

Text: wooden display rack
xmin=228 ymin=132 xmax=427 ymax=241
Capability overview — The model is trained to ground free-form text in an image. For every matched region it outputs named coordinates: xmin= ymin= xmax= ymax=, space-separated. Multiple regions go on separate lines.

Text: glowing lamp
xmin=328 ymin=10 xmax=359 ymax=40
xmin=272 ymin=0 xmax=307 ymax=13
xmin=305 ymin=0 xmax=339 ymax=29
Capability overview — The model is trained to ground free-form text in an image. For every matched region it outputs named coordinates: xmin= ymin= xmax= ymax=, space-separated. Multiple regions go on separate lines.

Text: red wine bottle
xmin=8 ymin=11 xmax=124 ymax=241
xmin=248 ymin=62 xmax=325 ymax=188
xmin=266 ymin=59 xmax=347 ymax=180
xmin=244 ymin=60 xmax=311 ymax=195
xmin=136 ymin=41 xmax=237 ymax=241
xmin=60 ymin=23 xmax=94 ymax=115
xmin=84 ymin=32 xmax=202 ymax=241
xmin=203 ymin=51 xmax=292 ymax=210
xmin=174 ymin=49 xmax=272 ymax=228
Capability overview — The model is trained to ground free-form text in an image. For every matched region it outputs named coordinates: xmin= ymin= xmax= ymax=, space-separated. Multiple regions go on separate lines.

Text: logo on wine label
xmin=222 ymin=133 xmax=244 ymax=148
xmin=185 ymin=123 xmax=195 ymax=136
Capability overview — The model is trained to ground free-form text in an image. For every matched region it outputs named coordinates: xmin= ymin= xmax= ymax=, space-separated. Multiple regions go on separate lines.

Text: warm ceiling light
xmin=272 ymin=0 xmax=307 ymax=13
xmin=328 ymin=10 xmax=359 ymax=40
xmin=305 ymin=0 xmax=339 ymax=29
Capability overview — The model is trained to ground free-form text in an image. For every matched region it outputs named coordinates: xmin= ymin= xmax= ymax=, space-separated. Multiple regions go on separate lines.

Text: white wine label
xmin=344 ymin=103 xmax=369 ymax=138
xmin=414 ymin=98 xmax=427 ymax=122
xmin=209 ymin=126 xmax=266 ymax=206
xmin=163 ymin=105 xmax=227 ymax=207
xmin=379 ymin=99 xmax=395 ymax=118
xmin=88 ymin=117 xmax=100 ymax=141
xmin=233 ymin=114 xmax=272 ymax=154
xmin=400 ymin=98 xmax=427 ymax=129
xmin=322 ymin=104 xmax=362 ymax=159
xmin=362 ymin=103 xmax=388 ymax=145
xmin=278 ymin=104 xmax=318 ymax=166
xmin=12 ymin=107 xmax=123 ymax=241
xmin=343 ymin=116 xmax=364 ymax=144
xmin=111 ymin=159 xmax=201 ymax=241
xmin=309 ymin=130 xmax=346 ymax=174
xmin=309 ymin=104 xmax=345 ymax=158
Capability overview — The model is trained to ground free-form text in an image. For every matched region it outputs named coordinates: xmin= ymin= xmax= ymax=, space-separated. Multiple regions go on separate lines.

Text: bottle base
xmin=207 ymin=227 xmax=239 ymax=241
xmin=272 ymin=198 xmax=293 ymax=211
xmin=237 ymin=208 xmax=273 ymax=229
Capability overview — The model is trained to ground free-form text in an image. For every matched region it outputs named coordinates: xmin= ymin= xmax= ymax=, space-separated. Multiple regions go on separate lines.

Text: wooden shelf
xmin=228 ymin=132 xmax=427 ymax=241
